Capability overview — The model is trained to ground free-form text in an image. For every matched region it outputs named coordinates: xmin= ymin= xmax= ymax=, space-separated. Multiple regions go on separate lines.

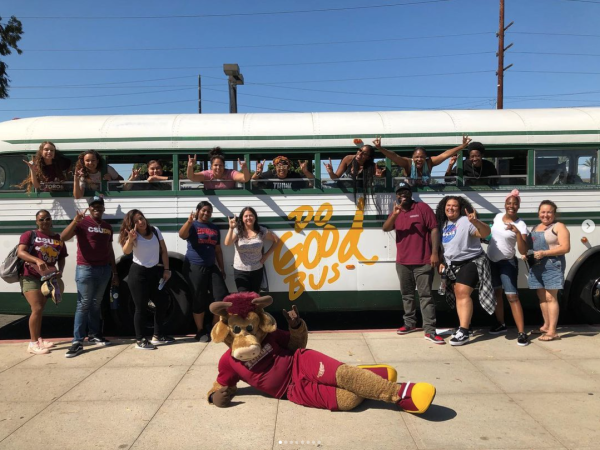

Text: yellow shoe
xmin=396 ymin=382 xmax=436 ymax=414
xmin=357 ymin=364 xmax=398 ymax=382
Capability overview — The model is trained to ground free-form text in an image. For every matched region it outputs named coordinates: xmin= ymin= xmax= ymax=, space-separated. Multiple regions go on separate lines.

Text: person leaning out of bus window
xmin=61 ymin=196 xmax=118 ymax=358
xmin=445 ymin=142 xmax=498 ymax=186
xmin=73 ymin=150 xmax=123 ymax=199
xmin=382 ymin=182 xmax=444 ymax=344
xmin=322 ymin=143 xmax=385 ymax=183
xmin=374 ymin=135 xmax=471 ymax=185
xmin=17 ymin=210 xmax=68 ymax=355
xmin=526 ymin=200 xmax=570 ymax=342
xmin=436 ymin=196 xmax=495 ymax=346
xmin=186 ymin=147 xmax=250 ymax=189
xmin=252 ymin=156 xmax=314 ymax=189
xmin=487 ymin=189 xmax=530 ymax=347
xmin=18 ymin=141 xmax=72 ymax=193
xmin=224 ymin=206 xmax=279 ymax=293
xmin=119 ymin=209 xmax=174 ymax=350
xmin=178 ymin=201 xmax=229 ymax=342
xmin=124 ymin=160 xmax=173 ymax=191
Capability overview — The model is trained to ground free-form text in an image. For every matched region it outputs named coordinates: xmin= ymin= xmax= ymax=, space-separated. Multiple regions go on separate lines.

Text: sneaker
xmin=517 ymin=332 xmax=530 ymax=347
xmin=195 ymin=331 xmax=211 ymax=343
xmin=88 ymin=336 xmax=111 ymax=346
xmin=489 ymin=323 xmax=508 ymax=335
xmin=28 ymin=342 xmax=50 ymax=355
xmin=150 ymin=335 xmax=175 ymax=345
xmin=136 ymin=338 xmax=157 ymax=350
xmin=65 ymin=342 xmax=84 ymax=358
xmin=396 ymin=325 xmax=423 ymax=335
xmin=424 ymin=332 xmax=446 ymax=345
xmin=450 ymin=328 xmax=470 ymax=346
xmin=38 ymin=337 xmax=55 ymax=349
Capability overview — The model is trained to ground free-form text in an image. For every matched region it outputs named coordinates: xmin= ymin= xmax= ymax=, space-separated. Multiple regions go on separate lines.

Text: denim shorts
xmin=528 ymin=257 xmax=565 ymax=290
xmin=490 ymin=257 xmax=518 ymax=294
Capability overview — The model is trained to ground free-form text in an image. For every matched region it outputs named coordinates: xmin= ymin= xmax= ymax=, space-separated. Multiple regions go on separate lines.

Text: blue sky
xmin=1 ymin=0 xmax=599 ymax=123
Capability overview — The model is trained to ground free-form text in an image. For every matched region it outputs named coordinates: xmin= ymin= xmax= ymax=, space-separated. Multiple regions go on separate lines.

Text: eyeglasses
xmin=37 ymin=217 xmax=52 ymax=222
xmin=275 ymin=163 xmax=289 ymax=169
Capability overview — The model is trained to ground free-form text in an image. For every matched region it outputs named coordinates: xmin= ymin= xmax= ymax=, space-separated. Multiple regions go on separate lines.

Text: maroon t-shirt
xmin=392 ymin=201 xmax=438 ymax=265
xmin=19 ymin=230 xmax=68 ymax=278
xmin=216 ymin=329 xmax=294 ymax=399
xmin=74 ymin=216 xmax=113 ymax=266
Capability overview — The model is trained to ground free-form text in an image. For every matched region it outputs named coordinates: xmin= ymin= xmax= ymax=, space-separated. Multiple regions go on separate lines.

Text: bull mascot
xmin=207 ymin=292 xmax=436 ymax=413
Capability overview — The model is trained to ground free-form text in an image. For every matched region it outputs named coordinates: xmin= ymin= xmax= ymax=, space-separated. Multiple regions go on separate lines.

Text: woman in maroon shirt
xmin=17 ymin=210 xmax=68 ymax=355
xmin=19 ymin=141 xmax=72 ymax=192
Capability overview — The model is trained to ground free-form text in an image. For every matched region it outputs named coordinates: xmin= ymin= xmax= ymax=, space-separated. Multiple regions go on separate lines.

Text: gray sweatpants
xmin=396 ymin=264 xmax=436 ymax=334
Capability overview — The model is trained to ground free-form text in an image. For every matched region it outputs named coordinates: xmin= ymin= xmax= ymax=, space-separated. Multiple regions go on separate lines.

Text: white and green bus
xmin=1 ymin=108 xmax=599 ymax=333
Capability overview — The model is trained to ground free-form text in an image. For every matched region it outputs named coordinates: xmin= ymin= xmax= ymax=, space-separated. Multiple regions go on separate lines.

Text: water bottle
xmin=438 ymin=269 xmax=447 ymax=295
xmin=110 ymin=286 xmax=119 ymax=310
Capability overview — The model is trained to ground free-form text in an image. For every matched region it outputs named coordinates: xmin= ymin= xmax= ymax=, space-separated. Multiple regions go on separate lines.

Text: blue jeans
xmin=73 ymin=265 xmax=111 ymax=343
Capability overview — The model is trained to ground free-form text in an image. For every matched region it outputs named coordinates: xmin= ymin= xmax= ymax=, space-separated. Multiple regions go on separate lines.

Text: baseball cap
xmin=87 ymin=195 xmax=105 ymax=206
xmin=395 ymin=182 xmax=412 ymax=194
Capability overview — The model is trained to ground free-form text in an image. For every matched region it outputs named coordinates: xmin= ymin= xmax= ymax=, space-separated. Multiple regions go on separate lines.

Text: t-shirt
xmin=74 ymin=216 xmax=113 ymax=266
xmin=19 ymin=230 xmax=68 ymax=278
xmin=132 ymin=227 xmax=163 ymax=268
xmin=233 ymin=226 xmax=268 ymax=271
xmin=185 ymin=221 xmax=220 ymax=266
xmin=487 ymin=213 xmax=528 ymax=262
xmin=216 ymin=329 xmax=293 ymax=399
xmin=78 ymin=165 xmax=120 ymax=191
xmin=441 ymin=215 xmax=482 ymax=263
xmin=200 ymin=169 xmax=240 ymax=189
xmin=136 ymin=171 xmax=173 ymax=191
xmin=40 ymin=158 xmax=71 ymax=192
xmin=463 ymin=159 xmax=498 ymax=186
xmin=257 ymin=170 xmax=307 ymax=189
xmin=391 ymin=201 xmax=438 ymax=265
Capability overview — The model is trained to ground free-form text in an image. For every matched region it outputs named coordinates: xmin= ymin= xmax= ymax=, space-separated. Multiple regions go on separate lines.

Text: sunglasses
xmin=37 ymin=217 xmax=52 ymax=222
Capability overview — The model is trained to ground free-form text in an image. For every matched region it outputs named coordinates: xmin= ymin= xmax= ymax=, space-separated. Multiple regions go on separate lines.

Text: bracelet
xmin=164 ymin=269 xmax=171 ymax=272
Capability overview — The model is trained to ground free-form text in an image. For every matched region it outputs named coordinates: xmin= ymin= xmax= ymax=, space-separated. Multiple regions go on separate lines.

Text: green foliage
xmin=0 ymin=16 xmax=23 ymax=99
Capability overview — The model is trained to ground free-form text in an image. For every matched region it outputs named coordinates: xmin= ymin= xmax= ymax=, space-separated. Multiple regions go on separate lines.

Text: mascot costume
xmin=207 ymin=292 xmax=436 ymax=413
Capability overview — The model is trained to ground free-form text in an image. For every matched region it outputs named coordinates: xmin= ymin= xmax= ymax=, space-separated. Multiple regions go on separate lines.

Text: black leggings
xmin=128 ymin=263 xmax=168 ymax=340
xmin=233 ymin=267 xmax=264 ymax=293
xmin=183 ymin=260 xmax=228 ymax=314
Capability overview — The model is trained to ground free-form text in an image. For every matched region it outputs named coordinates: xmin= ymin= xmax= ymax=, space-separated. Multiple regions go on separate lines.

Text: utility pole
xmin=198 ymin=75 xmax=202 ymax=114
xmin=496 ymin=0 xmax=513 ymax=109
xmin=223 ymin=64 xmax=244 ymax=114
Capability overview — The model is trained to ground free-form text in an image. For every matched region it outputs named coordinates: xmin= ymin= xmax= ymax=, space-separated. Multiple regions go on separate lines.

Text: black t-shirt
xmin=257 ymin=170 xmax=307 ymax=189
xmin=136 ymin=171 xmax=173 ymax=190
xmin=463 ymin=160 xmax=498 ymax=186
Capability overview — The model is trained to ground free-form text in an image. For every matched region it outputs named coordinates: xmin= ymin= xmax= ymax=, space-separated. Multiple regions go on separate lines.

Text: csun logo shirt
xmin=74 ymin=216 xmax=113 ymax=266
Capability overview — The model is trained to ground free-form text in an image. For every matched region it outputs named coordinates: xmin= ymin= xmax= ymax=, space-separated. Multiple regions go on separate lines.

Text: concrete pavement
xmin=0 ymin=325 xmax=599 ymax=450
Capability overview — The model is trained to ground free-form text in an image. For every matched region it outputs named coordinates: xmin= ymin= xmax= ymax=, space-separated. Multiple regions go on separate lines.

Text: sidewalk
xmin=0 ymin=325 xmax=599 ymax=450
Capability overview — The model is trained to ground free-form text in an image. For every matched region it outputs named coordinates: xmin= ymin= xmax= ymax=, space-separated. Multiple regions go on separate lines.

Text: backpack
xmin=0 ymin=231 xmax=37 ymax=284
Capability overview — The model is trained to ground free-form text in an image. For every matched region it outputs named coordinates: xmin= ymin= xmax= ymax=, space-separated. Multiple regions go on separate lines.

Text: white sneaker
xmin=28 ymin=342 xmax=50 ymax=355
xmin=38 ymin=338 xmax=55 ymax=349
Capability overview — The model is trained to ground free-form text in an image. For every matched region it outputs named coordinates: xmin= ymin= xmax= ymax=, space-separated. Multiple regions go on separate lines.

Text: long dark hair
xmin=236 ymin=206 xmax=260 ymax=238
xmin=75 ymin=150 xmax=104 ymax=184
xmin=119 ymin=209 xmax=154 ymax=246
xmin=17 ymin=141 xmax=70 ymax=192
xmin=350 ymin=145 xmax=377 ymax=210
xmin=435 ymin=195 xmax=475 ymax=233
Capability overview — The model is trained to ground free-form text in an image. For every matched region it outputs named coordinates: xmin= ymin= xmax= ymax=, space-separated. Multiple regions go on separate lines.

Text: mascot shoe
xmin=396 ymin=382 xmax=436 ymax=414
xmin=357 ymin=364 xmax=398 ymax=382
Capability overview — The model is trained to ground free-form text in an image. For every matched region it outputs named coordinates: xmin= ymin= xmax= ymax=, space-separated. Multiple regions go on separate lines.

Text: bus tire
xmin=111 ymin=266 xmax=192 ymax=337
xmin=568 ymin=258 xmax=600 ymax=325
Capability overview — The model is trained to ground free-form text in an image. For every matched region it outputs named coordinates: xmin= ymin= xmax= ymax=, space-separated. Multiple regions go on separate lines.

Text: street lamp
xmin=223 ymin=64 xmax=244 ymax=114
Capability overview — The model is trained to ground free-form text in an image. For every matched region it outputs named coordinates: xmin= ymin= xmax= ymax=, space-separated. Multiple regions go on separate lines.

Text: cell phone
xmin=158 ymin=278 xmax=166 ymax=290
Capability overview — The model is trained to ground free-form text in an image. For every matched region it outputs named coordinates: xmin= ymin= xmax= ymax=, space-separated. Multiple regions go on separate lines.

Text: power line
xmin=23 ymin=32 xmax=492 ymax=52
xmin=13 ymin=1 xmax=450 ymax=20
xmin=511 ymin=31 xmax=600 ymax=38
xmin=7 ymin=87 xmax=194 ymax=100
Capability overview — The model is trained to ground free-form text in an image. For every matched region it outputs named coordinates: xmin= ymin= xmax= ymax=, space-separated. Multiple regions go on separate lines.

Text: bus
xmin=1 ymin=108 xmax=599 ymax=334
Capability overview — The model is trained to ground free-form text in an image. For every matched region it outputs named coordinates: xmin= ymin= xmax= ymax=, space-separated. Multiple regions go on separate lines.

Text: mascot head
xmin=209 ymin=292 xmax=277 ymax=361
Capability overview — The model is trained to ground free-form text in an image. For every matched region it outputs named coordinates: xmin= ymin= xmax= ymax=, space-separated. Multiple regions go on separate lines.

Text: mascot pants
xmin=286 ymin=349 xmax=343 ymax=411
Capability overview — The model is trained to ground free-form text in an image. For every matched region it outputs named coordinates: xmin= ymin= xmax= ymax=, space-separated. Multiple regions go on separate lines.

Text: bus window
xmin=535 ymin=149 xmax=598 ymax=186
xmin=0 ymin=155 xmax=31 ymax=192
xmin=182 ymin=153 xmax=248 ymax=190
xmin=106 ymin=155 xmax=174 ymax=192
xmin=250 ymin=156 xmax=315 ymax=190
xmin=494 ymin=152 xmax=527 ymax=186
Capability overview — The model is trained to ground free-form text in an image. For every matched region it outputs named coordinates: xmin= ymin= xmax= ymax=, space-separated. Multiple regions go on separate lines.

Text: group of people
xmin=386 ymin=184 xmax=570 ymax=346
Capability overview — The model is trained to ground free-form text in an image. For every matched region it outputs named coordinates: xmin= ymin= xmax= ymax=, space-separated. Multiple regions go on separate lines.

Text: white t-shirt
xmin=233 ymin=226 xmax=268 ymax=271
xmin=132 ymin=226 xmax=163 ymax=268
xmin=79 ymin=165 xmax=120 ymax=190
xmin=487 ymin=213 xmax=528 ymax=262
xmin=442 ymin=215 xmax=482 ymax=264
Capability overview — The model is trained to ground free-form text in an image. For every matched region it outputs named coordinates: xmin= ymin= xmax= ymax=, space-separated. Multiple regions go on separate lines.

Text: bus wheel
xmin=569 ymin=260 xmax=600 ymax=324
xmin=111 ymin=269 xmax=192 ymax=337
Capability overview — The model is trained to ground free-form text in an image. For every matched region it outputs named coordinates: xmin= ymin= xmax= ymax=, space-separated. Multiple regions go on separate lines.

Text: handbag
xmin=0 ymin=231 xmax=37 ymax=284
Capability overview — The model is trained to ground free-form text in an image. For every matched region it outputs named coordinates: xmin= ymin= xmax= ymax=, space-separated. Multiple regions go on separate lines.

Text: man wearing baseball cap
xmin=60 ymin=195 xmax=118 ymax=358
xmin=383 ymin=183 xmax=444 ymax=344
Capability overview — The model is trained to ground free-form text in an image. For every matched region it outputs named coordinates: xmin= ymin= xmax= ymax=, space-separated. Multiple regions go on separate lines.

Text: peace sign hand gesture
xmin=188 ymin=209 xmax=196 ymax=224
xmin=465 ymin=208 xmax=478 ymax=223
xmin=375 ymin=164 xmax=386 ymax=178
xmin=129 ymin=168 xmax=140 ymax=181
xmin=228 ymin=216 xmax=237 ymax=229
xmin=238 ymin=158 xmax=247 ymax=170
xmin=462 ymin=135 xmax=472 ymax=147
xmin=187 ymin=155 xmax=197 ymax=168
xmin=127 ymin=225 xmax=138 ymax=242
xmin=74 ymin=208 xmax=88 ymax=224
xmin=373 ymin=136 xmax=383 ymax=149
xmin=299 ymin=160 xmax=310 ymax=174
xmin=322 ymin=158 xmax=334 ymax=175
xmin=255 ymin=159 xmax=266 ymax=175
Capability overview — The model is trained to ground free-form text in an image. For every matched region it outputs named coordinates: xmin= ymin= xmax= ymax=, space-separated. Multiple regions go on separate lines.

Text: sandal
xmin=530 ymin=329 xmax=548 ymax=335
xmin=538 ymin=333 xmax=561 ymax=341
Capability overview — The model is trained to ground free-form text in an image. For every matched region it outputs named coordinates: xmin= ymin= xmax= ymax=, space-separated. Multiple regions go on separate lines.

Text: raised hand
xmin=448 ymin=155 xmax=458 ymax=167
xmin=322 ymin=158 xmax=334 ymax=175
xmin=22 ymin=158 xmax=35 ymax=172
xmin=129 ymin=168 xmax=141 ymax=180
xmin=372 ymin=136 xmax=383 ymax=149
xmin=228 ymin=216 xmax=237 ymax=229
xmin=462 ymin=135 xmax=472 ymax=147
xmin=188 ymin=209 xmax=196 ymax=223
xmin=465 ymin=208 xmax=477 ymax=223
xmin=282 ymin=305 xmax=301 ymax=328
xmin=74 ymin=208 xmax=88 ymax=223
xmin=255 ymin=159 xmax=266 ymax=175
xmin=299 ymin=160 xmax=310 ymax=173
xmin=238 ymin=158 xmax=247 ymax=170
xmin=187 ymin=154 xmax=197 ymax=168
xmin=127 ymin=225 xmax=138 ymax=242
xmin=75 ymin=168 xmax=85 ymax=179
xmin=375 ymin=164 xmax=386 ymax=177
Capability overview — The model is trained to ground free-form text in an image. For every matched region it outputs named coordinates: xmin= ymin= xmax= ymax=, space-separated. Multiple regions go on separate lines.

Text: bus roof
xmin=1 ymin=107 xmax=599 ymax=152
